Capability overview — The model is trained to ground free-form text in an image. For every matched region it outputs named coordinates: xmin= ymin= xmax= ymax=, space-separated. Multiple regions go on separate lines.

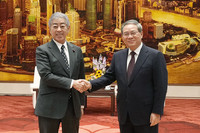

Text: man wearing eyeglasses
xmin=35 ymin=12 xmax=85 ymax=133
xmin=79 ymin=19 xmax=168 ymax=133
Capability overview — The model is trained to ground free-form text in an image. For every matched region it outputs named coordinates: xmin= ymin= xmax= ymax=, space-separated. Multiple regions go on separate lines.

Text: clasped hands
xmin=73 ymin=79 xmax=91 ymax=93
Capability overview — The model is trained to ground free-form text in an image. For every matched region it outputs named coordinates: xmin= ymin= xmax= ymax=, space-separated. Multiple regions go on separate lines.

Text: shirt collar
xmin=53 ymin=39 xmax=67 ymax=51
xmin=128 ymin=42 xmax=143 ymax=56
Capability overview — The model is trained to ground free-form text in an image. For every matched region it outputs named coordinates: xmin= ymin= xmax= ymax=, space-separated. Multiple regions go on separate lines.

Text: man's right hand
xmin=81 ymin=80 xmax=92 ymax=91
xmin=73 ymin=79 xmax=91 ymax=93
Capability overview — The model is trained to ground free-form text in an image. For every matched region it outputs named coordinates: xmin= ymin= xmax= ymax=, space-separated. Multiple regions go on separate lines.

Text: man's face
xmin=50 ymin=18 xmax=70 ymax=44
xmin=122 ymin=24 xmax=143 ymax=50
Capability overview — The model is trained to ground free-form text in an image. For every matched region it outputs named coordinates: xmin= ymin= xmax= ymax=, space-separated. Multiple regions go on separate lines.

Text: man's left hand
xmin=150 ymin=113 xmax=160 ymax=126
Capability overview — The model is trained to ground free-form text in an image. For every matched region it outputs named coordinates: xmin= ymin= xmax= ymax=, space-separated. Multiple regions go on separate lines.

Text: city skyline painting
xmin=0 ymin=0 xmax=200 ymax=84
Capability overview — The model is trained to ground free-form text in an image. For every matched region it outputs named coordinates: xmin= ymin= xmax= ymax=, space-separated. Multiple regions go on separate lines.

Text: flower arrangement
xmin=90 ymin=54 xmax=106 ymax=80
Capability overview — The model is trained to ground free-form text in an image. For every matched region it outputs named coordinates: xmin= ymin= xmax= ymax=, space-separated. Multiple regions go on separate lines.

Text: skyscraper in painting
xmin=0 ymin=1 xmax=7 ymax=22
xmin=86 ymin=0 xmax=97 ymax=30
xmin=13 ymin=7 xmax=22 ymax=40
xmin=4 ymin=28 xmax=19 ymax=65
xmin=22 ymin=36 xmax=39 ymax=71
xmin=7 ymin=0 xmax=14 ymax=18
xmin=27 ymin=0 xmax=41 ymax=36
xmin=65 ymin=10 xmax=81 ymax=43
xmin=154 ymin=23 xmax=164 ymax=39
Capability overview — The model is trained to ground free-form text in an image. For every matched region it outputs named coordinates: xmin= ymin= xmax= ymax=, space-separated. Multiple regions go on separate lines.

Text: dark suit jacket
xmin=90 ymin=44 xmax=168 ymax=125
xmin=35 ymin=40 xmax=85 ymax=119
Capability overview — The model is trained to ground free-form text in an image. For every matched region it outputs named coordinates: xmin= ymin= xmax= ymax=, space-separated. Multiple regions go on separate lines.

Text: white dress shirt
xmin=127 ymin=43 xmax=143 ymax=70
xmin=53 ymin=39 xmax=70 ymax=66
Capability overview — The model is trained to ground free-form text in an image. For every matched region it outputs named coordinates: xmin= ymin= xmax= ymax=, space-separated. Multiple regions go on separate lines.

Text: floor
xmin=0 ymin=96 xmax=200 ymax=133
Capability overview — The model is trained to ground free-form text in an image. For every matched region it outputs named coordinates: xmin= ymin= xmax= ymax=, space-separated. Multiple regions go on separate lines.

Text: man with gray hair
xmin=79 ymin=19 xmax=168 ymax=133
xmin=35 ymin=12 xmax=85 ymax=133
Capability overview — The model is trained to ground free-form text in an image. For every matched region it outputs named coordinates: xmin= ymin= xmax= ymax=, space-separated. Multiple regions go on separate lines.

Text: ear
xmin=67 ymin=26 xmax=70 ymax=31
xmin=66 ymin=26 xmax=70 ymax=35
xmin=49 ymin=30 xmax=52 ymax=36
xmin=121 ymin=34 xmax=124 ymax=42
xmin=140 ymin=31 xmax=143 ymax=39
xmin=49 ymin=27 xmax=52 ymax=36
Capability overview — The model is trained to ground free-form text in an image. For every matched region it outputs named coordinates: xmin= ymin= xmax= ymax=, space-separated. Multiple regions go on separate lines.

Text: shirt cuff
xmin=70 ymin=79 xmax=73 ymax=88
xmin=87 ymin=86 xmax=92 ymax=92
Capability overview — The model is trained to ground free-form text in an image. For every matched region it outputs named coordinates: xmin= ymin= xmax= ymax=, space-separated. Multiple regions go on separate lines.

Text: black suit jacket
xmin=90 ymin=44 xmax=168 ymax=125
xmin=35 ymin=40 xmax=85 ymax=119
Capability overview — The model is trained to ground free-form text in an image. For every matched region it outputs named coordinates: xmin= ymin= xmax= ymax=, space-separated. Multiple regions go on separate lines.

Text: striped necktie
xmin=61 ymin=45 xmax=70 ymax=71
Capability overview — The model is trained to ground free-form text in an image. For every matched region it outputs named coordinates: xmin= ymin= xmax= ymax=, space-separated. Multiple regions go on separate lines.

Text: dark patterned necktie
xmin=61 ymin=45 xmax=70 ymax=71
xmin=127 ymin=51 xmax=135 ymax=81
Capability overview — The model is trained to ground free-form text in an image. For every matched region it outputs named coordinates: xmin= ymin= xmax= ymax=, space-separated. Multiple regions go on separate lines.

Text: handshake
xmin=73 ymin=79 xmax=92 ymax=93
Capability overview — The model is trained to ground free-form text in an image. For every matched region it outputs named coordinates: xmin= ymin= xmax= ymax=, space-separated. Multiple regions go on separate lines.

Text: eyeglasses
xmin=123 ymin=31 xmax=139 ymax=37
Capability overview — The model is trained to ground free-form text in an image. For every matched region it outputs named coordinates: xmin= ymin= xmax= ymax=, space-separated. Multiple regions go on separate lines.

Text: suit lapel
xmin=48 ymin=40 xmax=70 ymax=76
xmin=128 ymin=45 xmax=149 ymax=84
xmin=67 ymin=42 xmax=76 ymax=77
xmin=120 ymin=49 xmax=129 ymax=82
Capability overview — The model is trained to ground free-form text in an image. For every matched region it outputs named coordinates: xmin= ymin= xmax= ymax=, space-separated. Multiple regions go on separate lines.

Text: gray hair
xmin=121 ymin=19 xmax=142 ymax=34
xmin=48 ymin=12 xmax=70 ymax=27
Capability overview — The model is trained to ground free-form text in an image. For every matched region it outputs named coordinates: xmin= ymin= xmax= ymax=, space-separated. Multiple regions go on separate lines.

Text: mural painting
xmin=0 ymin=0 xmax=200 ymax=84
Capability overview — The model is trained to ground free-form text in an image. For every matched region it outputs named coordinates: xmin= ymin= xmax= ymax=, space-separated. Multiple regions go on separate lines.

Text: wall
xmin=0 ymin=83 xmax=33 ymax=96
xmin=0 ymin=83 xmax=200 ymax=99
xmin=167 ymin=85 xmax=200 ymax=99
